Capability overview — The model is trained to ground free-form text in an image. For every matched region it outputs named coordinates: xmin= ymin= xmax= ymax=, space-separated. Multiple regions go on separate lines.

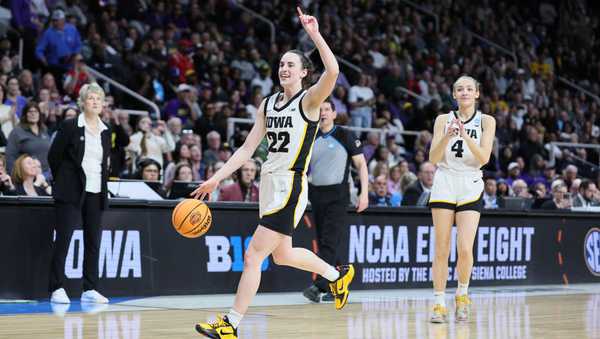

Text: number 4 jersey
xmin=261 ymin=90 xmax=318 ymax=175
xmin=439 ymin=110 xmax=483 ymax=174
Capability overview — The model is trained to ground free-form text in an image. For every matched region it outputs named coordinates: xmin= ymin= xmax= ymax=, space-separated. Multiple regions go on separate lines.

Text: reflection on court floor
xmin=0 ymin=284 xmax=599 ymax=339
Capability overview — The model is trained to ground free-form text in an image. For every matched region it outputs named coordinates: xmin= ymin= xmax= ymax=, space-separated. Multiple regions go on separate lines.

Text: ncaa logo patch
xmin=584 ymin=228 xmax=600 ymax=277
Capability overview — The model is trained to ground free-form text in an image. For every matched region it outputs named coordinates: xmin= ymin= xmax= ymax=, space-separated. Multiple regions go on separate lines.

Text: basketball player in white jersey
xmin=427 ymin=75 xmax=496 ymax=323
xmin=191 ymin=7 xmax=354 ymax=339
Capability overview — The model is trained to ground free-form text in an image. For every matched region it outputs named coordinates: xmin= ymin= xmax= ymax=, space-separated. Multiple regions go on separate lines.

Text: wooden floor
xmin=0 ymin=285 xmax=599 ymax=339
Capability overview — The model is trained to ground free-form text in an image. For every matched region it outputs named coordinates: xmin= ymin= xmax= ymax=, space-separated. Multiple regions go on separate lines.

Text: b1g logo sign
xmin=584 ymin=228 xmax=600 ymax=277
xmin=205 ymin=236 xmax=269 ymax=272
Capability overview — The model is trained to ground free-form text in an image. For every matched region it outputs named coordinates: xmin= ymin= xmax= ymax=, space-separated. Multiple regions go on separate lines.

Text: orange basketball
xmin=172 ymin=199 xmax=212 ymax=238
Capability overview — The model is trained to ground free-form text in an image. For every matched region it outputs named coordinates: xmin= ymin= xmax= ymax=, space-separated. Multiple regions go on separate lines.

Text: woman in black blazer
xmin=47 ymin=83 xmax=111 ymax=305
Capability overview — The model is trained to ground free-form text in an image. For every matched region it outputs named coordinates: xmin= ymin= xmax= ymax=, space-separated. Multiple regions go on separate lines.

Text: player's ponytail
xmin=288 ymin=49 xmax=313 ymax=89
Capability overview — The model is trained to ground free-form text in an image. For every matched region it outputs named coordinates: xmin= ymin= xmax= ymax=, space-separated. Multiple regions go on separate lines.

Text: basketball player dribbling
xmin=427 ymin=75 xmax=496 ymax=323
xmin=191 ymin=7 xmax=355 ymax=339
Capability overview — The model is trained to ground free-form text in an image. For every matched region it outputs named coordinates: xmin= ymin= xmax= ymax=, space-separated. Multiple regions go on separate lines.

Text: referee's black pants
xmin=49 ymin=192 xmax=103 ymax=293
xmin=308 ymin=183 xmax=348 ymax=292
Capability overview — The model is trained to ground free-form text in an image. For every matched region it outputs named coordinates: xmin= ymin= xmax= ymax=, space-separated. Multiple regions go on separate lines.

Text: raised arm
xmin=191 ymin=99 xmax=267 ymax=200
xmin=297 ymin=7 xmax=339 ymax=117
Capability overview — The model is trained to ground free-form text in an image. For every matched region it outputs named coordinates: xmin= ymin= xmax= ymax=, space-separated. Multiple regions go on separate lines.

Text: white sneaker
xmin=81 ymin=290 xmax=109 ymax=304
xmin=50 ymin=288 xmax=70 ymax=304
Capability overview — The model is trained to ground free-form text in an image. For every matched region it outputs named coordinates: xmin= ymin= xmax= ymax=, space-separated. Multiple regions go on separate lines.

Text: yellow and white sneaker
xmin=430 ymin=304 xmax=449 ymax=323
xmin=455 ymin=295 xmax=471 ymax=322
xmin=195 ymin=315 xmax=237 ymax=339
xmin=329 ymin=265 xmax=355 ymax=310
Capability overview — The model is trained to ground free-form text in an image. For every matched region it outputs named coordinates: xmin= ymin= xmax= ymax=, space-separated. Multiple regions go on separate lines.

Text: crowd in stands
xmin=0 ymin=0 xmax=599 ymax=210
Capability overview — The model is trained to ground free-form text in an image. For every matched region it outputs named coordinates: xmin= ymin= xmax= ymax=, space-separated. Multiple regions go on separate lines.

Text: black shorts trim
xmin=259 ymin=172 xmax=303 ymax=236
xmin=456 ymin=194 xmax=483 ymax=213
xmin=429 ymin=202 xmax=456 ymax=210
xmin=429 ymin=194 xmax=483 ymax=212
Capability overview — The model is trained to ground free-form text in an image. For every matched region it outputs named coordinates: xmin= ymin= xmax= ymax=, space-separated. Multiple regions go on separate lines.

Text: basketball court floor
xmin=1 ymin=284 xmax=599 ymax=339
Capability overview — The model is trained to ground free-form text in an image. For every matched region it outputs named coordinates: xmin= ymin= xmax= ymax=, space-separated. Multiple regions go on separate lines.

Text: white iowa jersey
xmin=261 ymin=90 xmax=318 ymax=174
xmin=438 ymin=110 xmax=483 ymax=173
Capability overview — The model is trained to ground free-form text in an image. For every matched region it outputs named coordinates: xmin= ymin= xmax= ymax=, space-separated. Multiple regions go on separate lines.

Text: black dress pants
xmin=49 ymin=192 xmax=103 ymax=292
xmin=308 ymin=184 xmax=348 ymax=292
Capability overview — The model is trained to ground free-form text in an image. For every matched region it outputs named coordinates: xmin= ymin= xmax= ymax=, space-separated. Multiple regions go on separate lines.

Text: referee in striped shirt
xmin=303 ymin=98 xmax=369 ymax=302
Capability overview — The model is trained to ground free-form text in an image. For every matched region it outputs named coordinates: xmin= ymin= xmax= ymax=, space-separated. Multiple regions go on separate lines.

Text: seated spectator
xmin=537 ymin=162 xmax=554 ymax=187
xmin=4 ymin=77 xmax=26 ymax=118
xmin=368 ymin=145 xmax=393 ymax=173
xmin=250 ymin=64 xmax=273 ymax=97
xmin=134 ymin=158 xmax=166 ymax=198
xmin=0 ymin=153 xmax=16 ymax=195
xmin=569 ymin=178 xmax=582 ymax=197
xmin=0 ymin=127 xmax=5 ymax=151
xmin=348 ymin=74 xmax=375 ymax=135
xmin=387 ymin=164 xmax=403 ymax=196
xmin=127 ymin=116 xmax=170 ymax=170
xmin=0 ymin=84 xmax=17 ymax=143
xmin=165 ymin=116 xmax=183 ymax=149
xmin=401 ymin=162 xmax=435 ymax=206
xmin=572 ymin=179 xmax=600 ymax=208
xmin=411 ymin=149 xmax=427 ymax=172
xmin=330 ymin=86 xmax=349 ymax=119
xmin=562 ymin=164 xmax=578 ymax=189
xmin=189 ymin=144 xmax=205 ymax=181
xmin=362 ymin=132 xmax=379 ymax=162
xmin=203 ymin=130 xmax=221 ymax=165
xmin=11 ymin=154 xmax=50 ymax=196
xmin=511 ymin=179 xmax=532 ymax=198
xmin=63 ymin=54 xmax=94 ymax=97
xmin=497 ymin=178 xmax=511 ymax=197
xmin=32 ymin=157 xmax=51 ymax=195
xmin=219 ymin=160 xmax=259 ymax=202
xmin=163 ymin=84 xmax=198 ymax=126
xmin=540 ymin=181 xmax=571 ymax=210
xmin=101 ymin=105 xmax=130 ymax=178
xmin=38 ymin=88 xmax=61 ymax=134
xmin=217 ymin=143 xmax=233 ymax=163
xmin=19 ymin=69 xmax=36 ymax=99
xmin=531 ymin=182 xmax=550 ymax=209
xmin=245 ymin=91 xmax=263 ymax=120
xmin=173 ymin=163 xmax=194 ymax=183
xmin=164 ymin=142 xmax=192 ymax=190
xmin=370 ymin=161 xmax=389 ymax=182
xmin=369 ymin=174 xmax=401 ymax=207
xmin=6 ymin=101 xmax=51 ymax=174
xmin=399 ymin=172 xmax=418 ymax=198
xmin=204 ymin=161 xmax=231 ymax=202
xmin=483 ymin=178 xmax=499 ymax=209
xmin=167 ymin=162 xmax=195 ymax=199
xmin=505 ymin=162 xmax=529 ymax=187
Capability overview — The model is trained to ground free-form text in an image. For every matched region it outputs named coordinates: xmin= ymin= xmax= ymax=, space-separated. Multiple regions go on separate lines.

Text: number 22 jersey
xmin=261 ymin=90 xmax=319 ymax=175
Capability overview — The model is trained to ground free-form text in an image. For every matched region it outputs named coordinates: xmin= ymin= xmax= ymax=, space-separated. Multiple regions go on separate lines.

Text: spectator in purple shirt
xmin=163 ymin=84 xmax=199 ymax=126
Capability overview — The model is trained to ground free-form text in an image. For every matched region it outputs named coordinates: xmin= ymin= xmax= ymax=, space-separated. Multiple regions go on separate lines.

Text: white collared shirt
xmin=78 ymin=114 xmax=108 ymax=193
